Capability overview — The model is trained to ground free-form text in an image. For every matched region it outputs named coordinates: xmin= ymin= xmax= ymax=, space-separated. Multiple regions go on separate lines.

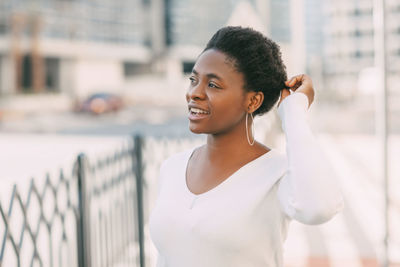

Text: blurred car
xmin=75 ymin=93 xmax=124 ymax=114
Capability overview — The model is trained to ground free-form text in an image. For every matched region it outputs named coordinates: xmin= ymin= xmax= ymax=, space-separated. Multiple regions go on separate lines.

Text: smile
xmin=188 ymin=107 xmax=210 ymax=121
xmin=189 ymin=107 xmax=210 ymax=115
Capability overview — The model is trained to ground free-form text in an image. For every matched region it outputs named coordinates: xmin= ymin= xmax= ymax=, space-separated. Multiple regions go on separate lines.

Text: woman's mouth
xmin=188 ymin=107 xmax=210 ymax=121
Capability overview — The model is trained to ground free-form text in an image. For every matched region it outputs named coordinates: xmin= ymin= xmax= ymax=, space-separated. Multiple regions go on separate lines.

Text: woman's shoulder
xmin=257 ymin=148 xmax=288 ymax=171
xmin=245 ymin=148 xmax=289 ymax=183
xmin=260 ymin=148 xmax=287 ymax=163
xmin=271 ymin=148 xmax=287 ymax=161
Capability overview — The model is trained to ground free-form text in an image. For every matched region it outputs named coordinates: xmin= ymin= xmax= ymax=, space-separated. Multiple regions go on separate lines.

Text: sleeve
xmin=276 ymin=92 xmax=344 ymax=225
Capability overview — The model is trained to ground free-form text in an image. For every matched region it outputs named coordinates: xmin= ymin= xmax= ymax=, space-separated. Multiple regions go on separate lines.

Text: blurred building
xmin=323 ymin=0 xmax=400 ymax=101
xmin=0 ymin=0 xmax=155 ymax=99
xmin=0 ymin=0 xmax=310 ymax=109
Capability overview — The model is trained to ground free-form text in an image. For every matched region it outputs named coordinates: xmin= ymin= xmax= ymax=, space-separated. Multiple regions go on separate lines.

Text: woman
xmin=149 ymin=26 xmax=344 ymax=267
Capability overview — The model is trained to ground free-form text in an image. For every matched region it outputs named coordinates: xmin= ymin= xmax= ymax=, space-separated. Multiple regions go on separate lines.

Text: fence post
xmin=77 ymin=153 xmax=91 ymax=267
xmin=134 ymin=135 xmax=145 ymax=267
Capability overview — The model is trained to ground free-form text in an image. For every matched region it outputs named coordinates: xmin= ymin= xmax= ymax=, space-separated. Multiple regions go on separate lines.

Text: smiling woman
xmin=149 ymin=26 xmax=344 ymax=267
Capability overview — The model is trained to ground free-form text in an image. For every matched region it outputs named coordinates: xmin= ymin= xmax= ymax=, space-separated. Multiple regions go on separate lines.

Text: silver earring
xmin=246 ymin=112 xmax=255 ymax=146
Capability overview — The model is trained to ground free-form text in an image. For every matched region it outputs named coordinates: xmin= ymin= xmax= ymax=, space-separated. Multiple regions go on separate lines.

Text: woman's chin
xmin=188 ymin=124 xmax=206 ymax=134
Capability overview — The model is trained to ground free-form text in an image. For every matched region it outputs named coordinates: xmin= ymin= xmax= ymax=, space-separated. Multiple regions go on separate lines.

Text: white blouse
xmin=149 ymin=92 xmax=344 ymax=267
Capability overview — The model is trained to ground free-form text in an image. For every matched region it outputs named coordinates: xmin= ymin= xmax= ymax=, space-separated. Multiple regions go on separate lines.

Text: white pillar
xmin=289 ymin=0 xmax=306 ymax=75
xmin=150 ymin=0 xmax=166 ymax=56
xmin=373 ymin=0 xmax=389 ymax=266
xmin=0 ymin=55 xmax=16 ymax=95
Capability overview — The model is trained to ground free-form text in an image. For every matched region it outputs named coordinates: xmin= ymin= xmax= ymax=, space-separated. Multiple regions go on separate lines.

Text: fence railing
xmin=0 ymin=162 xmax=80 ymax=267
xmin=0 ymin=135 xmax=202 ymax=267
xmin=76 ymin=136 xmax=145 ymax=267
xmin=0 ymin=136 xmax=144 ymax=267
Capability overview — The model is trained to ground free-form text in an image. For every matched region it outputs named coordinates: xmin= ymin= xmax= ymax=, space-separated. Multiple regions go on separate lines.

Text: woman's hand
xmin=277 ymin=74 xmax=315 ymax=109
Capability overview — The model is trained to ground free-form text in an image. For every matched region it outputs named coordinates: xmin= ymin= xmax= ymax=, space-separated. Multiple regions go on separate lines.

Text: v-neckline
xmin=184 ymin=146 xmax=275 ymax=198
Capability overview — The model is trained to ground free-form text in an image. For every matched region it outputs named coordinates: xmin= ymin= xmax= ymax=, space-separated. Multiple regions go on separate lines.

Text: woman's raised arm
xmin=276 ymin=75 xmax=344 ymax=225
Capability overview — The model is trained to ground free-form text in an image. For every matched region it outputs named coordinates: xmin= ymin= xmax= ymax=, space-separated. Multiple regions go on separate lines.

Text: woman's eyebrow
xmin=191 ymin=69 xmax=223 ymax=81
xmin=206 ymin=73 xmax=223 ymax=81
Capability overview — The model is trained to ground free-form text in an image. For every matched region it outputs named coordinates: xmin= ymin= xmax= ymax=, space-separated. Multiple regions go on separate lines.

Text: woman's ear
xmin=247 ymin=91 xmax=264 ymax=113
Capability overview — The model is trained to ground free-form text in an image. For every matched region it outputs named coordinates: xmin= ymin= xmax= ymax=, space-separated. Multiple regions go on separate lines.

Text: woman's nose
xmin=186 ymin=83 xmax=206 ymax=101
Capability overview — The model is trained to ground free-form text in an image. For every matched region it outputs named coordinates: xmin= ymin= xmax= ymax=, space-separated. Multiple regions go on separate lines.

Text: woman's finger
xmin=285 ymin=75 xmax=302 ymax=87
xmin=281 ymin=88 xmax=291 ymax=98
xmin=277 ymin=88 xmax=291 ymax=108
xmin=285 ymin=79 xmax=294 ymax=87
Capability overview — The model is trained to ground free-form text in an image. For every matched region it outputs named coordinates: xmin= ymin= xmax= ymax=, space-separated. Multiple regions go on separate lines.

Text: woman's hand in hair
xmin=277 ymin=74 xmax=314 ymax=109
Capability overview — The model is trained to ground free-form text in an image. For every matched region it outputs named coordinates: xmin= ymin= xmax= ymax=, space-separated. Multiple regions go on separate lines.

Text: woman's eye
xmin=208 ymin=82 xmax=219 ymax=88
xmin=189 ymin=77 xmax=197 ymax=84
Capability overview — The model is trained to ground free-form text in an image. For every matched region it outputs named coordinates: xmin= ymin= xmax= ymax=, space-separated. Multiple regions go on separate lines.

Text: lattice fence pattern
xmin=0 ymin=168 xmax=79 ymax=267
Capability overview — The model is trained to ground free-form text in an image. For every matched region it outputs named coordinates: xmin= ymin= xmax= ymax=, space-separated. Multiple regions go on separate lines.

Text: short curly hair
xmin=203 ymin=26 xmax=287 ymax=116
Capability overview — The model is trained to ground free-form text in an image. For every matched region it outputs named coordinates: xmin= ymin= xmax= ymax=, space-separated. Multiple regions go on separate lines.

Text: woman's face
xmin=185 ymin=49 xmax=249 ymax=135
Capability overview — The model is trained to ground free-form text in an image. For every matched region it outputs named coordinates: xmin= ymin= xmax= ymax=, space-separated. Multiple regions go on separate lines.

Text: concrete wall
xmin=0 ymin=55 xmax=15 ymax=95
xmin=71 ymin=59 xmax=124 ymax=98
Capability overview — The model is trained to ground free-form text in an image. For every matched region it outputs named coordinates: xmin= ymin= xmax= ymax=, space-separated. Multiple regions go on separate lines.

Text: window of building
xmin=164 ymin=0 xmax=172 ymax=46
xmin=0 ymin=21 xmax=6 ymax=34
xmin=22 ymin=55 xmax=32 ymax=91
xmin=123 ymin=62 xmax=152 ymax=77
xmin=45 ymin=57 xmax=60 ymax=92
xmin=182 ymin=61 xmax=195 ymax=74
xmin=21 ymin=55 xmax=60 ymax=93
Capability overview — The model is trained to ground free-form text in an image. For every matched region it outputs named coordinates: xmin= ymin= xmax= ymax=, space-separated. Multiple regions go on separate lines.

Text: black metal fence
xmin=0 ymin=136 xmax=147 ymax=267
xmin=0 ymin=167 xmax=80 ymax=267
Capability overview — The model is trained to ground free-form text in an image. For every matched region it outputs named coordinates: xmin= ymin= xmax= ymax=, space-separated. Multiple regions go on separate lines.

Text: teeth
xmin=190 ymin=107 xmax=209 ymax=114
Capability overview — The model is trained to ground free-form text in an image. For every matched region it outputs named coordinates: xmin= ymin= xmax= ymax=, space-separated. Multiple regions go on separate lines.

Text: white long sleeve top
xmin=149 ymin=92 xmax=344 ymax=267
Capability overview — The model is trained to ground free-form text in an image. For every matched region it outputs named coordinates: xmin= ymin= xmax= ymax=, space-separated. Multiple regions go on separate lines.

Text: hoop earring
xmin=246 ymin=112 xmax=255 ymax=146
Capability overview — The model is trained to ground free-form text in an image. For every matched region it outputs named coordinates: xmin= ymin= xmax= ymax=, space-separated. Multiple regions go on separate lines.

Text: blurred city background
xmin=0 ymin=0 xmax=399 ymax=266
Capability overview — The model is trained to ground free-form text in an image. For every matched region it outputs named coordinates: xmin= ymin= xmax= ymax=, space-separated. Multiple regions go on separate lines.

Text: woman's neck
xmin=204 ymin=121 xmax=260 ymax=161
